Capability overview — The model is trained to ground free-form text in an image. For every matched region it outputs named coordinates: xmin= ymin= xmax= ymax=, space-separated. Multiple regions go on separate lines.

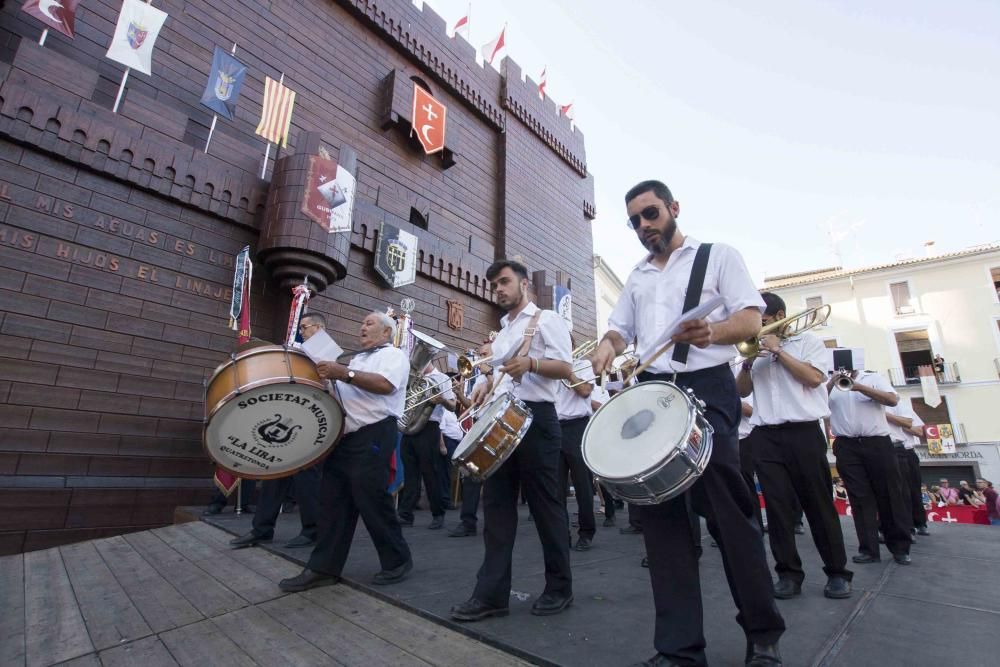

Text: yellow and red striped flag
xmin=255 ymin=76 xmax=296 ymax=147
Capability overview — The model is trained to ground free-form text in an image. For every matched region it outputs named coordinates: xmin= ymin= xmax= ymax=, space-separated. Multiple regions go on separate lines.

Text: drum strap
xmin=671 ymin=243 xmax=713 ymax=366
xmin=516 ymin=310 xmax=544 ymax=357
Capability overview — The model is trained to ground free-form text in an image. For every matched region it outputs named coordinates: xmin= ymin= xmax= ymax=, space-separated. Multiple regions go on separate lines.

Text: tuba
xmin=397 ymin=330 xmax=447 ymax=435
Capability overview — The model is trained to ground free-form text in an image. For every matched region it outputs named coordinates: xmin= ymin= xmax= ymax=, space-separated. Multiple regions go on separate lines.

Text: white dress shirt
xmin=749 ymin=333 xmax=831 ymax=426
xmin=829 ymin=371 xmax=897 ymax=438
xmin=886 ymin=401 xmax=924 ymax=449
xmin=608 ymin=237 xmax=765 ymax=373
xmin=555 ymin=362 xmax=596 ymax=420
xmin=492 ymin=301 xmax=572 ymax=403
xmin=439 ymin=409 xmax=464 ymax=441
xmin=335 ymin=345 xmax=409 ymax=434
xmin=425 ymin=368 xmax=456 ymax=423
xmin=739 ymin=391 xmax=755 ymax=440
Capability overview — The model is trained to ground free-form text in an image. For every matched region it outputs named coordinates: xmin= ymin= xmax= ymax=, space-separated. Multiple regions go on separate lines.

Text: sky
xmin=420 ymin=0 xmax=1000 ymax=285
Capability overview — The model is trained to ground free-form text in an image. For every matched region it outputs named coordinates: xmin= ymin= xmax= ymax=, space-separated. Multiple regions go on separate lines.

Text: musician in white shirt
xmin=828 ymin=368 xmax=913 ymax=565
xmin=886 ymin=400 xmax=929 ymax=536
xmin=592 ymin=180 xmax=784 ymax=667
xmin=280 ymin=311 xmax=412 ymax=592
xmin=451 ymin=260 xmax=574 ymax=622
xmin=556 ymin=358 xmax=597 ymax=550
xmin=736 ymin=293 xmax=852 ymax=601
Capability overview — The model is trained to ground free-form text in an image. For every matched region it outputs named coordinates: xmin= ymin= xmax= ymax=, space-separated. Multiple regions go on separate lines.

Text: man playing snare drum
xmin=450 ymin=259 xmax=575 ymax=621
xmin=592 ymin=181 xmax=785 ymax=667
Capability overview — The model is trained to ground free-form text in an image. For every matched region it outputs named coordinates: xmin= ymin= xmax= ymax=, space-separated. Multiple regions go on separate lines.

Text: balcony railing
xmin=888 ymin=362 xmax=961 ymax=387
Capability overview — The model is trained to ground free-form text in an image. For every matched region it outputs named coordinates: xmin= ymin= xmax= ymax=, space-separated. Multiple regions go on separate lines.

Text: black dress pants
xmin=472 ymin=401 xmax=572 ymax=608
xmin=459 ymin=476 xmax=482 ymax=529
xmin=739 ymin=431 xmax=764 ymax=531
xmin=638 ymin=367 xmax=784 ymax=665
xmin=894 ymin=445 xmax=927 ymax=529
xmin=833 ymin=436 xmax=912 ymax=558
xmin=599 ymin=484 xmax=616 ymax=519
xmin=398 ymin=421 xmax=445 ymax=521
xmin=306 ymin=418 xmax=411 ymax=577
xmin=439 ymin=435 xmax=460 ymax=508
xmin=251 ymin=464 xmax=321 ymax=540
xmin=753 ymin=421 xmax=852 ymax=585
xmin=208 ymin=479 xmax=255 ymax=509
xmin=558 ymin=416 xmax=595 ymax=540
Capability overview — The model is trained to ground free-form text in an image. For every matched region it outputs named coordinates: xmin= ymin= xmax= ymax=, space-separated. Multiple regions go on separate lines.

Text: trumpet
xmin=833 ymin=371 xmax=854 ymax=391
xmin=561 ymin=339 xmax=599 ymax=388
xmin=735 ymin=304 xmax=832 ymax=359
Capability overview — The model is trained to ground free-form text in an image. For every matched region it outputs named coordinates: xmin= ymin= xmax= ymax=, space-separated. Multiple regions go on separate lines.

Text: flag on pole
xmin=201 ymin=46 xmax=246 ymax=121
xmin=451 ymin=6 xmax=470 ymax=39
xmin=538 ymin=67 xmax=547 ymax=99
xmin=20 ymin=0 xmax=82 ymax=38
xmin=255 ymin=76 xmax=296 ymax=148
xmin=918 ymin=365 xmax=941 ymax=408
xmin=480 ymin=25 xmax=506 ymax=66
xmin=106 ymin=0 xmax=168 ymax=76
xmin=560 ymin=101 xmax=574 ymax=120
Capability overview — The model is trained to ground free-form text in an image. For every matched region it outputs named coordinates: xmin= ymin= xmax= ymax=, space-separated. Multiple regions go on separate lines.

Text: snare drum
xmin=582 ymin=381 xmax=713 ymax=505
xmin=204 ymin=345 xmax=345 ymax=479
xmin=452 ymin=392 xmax=533 ymax=482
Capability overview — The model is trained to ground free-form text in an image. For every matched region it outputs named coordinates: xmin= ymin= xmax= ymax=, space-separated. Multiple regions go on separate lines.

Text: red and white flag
xmin=918 ymin=365 xmax=941 ymax=408
xmin=106 ymin=0 xmax=168 ymax=76
xmin=560 ymin=101 xmax=574 ymax=120
xmin=481 ymin=25 xmax=506 ymax=66
xmin=538 ymin=67 xmax=547 ymax=100
xmin=255 ymin=76 xmax=296 ymax=148
xmin=21 ymin=0 xmax=82 ymax=39
xmin=451 ymin=5 xmax=470 ymax=39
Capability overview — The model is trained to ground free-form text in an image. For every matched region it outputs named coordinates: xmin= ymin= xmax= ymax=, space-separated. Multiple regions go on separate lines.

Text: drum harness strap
xmin=668 ymin=242 xmax=713 ymax=382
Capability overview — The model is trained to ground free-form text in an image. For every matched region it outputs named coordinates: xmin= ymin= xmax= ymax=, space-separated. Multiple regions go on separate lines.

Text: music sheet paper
xmin=301 ymin=329 xmax=344 ymax=363
xmin=651 ymin=295 xmax=726 ymax=351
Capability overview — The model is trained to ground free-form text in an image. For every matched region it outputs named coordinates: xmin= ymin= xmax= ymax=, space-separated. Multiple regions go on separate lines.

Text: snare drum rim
xmin=582 ymin=380 xmax=699 ymax=483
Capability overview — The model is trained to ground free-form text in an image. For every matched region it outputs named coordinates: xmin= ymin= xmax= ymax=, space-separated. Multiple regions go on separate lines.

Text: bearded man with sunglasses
xmin=592 ymin=181 xmax=785 ymax=667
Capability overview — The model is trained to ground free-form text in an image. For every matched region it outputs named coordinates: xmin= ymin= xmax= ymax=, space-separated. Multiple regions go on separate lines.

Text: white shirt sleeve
xmin=372 ymin=348 xmax=410 ymax=389
xmin=801 ymin=335 xmax=830 ymax=375
xmin=863 ymin=372 xmax=896 ymax=399
xmin=716 ymin=244 xmax=766 ymax=316
xmin=607 ymin=274 xmax=637 ymax=344
xmin=540 ymin=311 xmax=573 ymax=363
xmin=435 ymin=370 xmax=456 ymax=400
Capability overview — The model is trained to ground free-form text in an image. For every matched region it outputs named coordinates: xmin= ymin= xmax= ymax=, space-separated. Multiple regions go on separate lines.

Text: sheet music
xmin=650 ymin=295 xmax=726 ymax=351
xmin=301 ymin=329 xmax=344 ymax=363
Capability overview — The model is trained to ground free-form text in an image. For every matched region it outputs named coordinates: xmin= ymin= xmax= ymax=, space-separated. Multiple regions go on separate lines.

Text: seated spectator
xmin=937 ymin=478 xmax=959 ymax=506
xmin=929 ymin=486 xmax=944 ymax=507
xmin=977 ymin=479 xmax=999 ymax=526
xmin=958 ymin=480 xmax=984 ymax=507
xmin=920 ymin=484 xmax=932 ymax=508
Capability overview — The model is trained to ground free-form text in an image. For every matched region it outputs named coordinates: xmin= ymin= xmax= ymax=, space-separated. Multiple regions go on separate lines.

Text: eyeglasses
xmin=299 ymin=323 xmax=319 ymax=333
xmin=626 ymin=205 xmax=661 ymax=230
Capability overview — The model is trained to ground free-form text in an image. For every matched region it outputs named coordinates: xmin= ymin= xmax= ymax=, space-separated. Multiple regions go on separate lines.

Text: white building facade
xmin=593 ymin=255 xmax=624 ymax=337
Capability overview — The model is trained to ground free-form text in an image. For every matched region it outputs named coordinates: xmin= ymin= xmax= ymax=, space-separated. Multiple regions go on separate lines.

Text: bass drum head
xmin=205 ymin=383 xmax=344 ymax=479
xmin=584 ymin=381 xmax=691 ymax=479
xmin=453 ymin=393 xmax=509 ymax=460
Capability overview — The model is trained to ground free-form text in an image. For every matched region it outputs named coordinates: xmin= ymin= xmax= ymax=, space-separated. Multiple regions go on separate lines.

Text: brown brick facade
xmin=0 ymin=0 xmax=595 ymax=554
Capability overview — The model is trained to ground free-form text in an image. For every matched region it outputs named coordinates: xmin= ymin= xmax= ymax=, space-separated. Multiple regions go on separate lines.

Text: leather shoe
xmin=572 ymin=537 xmax=592 ymax=552
xmin=746 ymin=641 xmax=783 ymax=666
xmin=397 ymin=515 xmax=414 ymax=527
xmin=824 ymin=576 xmax=852 ymax=599
xmin=530 ymin=593 xmax=573 ymax=616
xmin=229 ymin=532 xmax=271 ymax=549
xmin=279 ymin=568 xmax=339 ymax=592
xmin=620 ymin=525 xmax=643 ymax=535
xmin=852 ymin=553 xmax=881 ymax=564
xmin=238 ymin=505 xmax=254 ymax=514
xmin=603 ymin=517 xmax=616 ymax=527
xmin=428 ymin=515 xmax=444 ymax=530
xmin=893 ymin=553 xmax=912 ymax=565
xmin=772 ymin=579 xmax=801 ymax=599
xmin=372 ymin=559 xmax=412 ymax=585
xmin=283 ymin=535 xmax=315 ymax=548
xmin=450 ymin=597 xmax=509 ymax=621
xmin=793 ymin=523 xmax=805 ymax=535
xmin=448 ymin=524 xmax=477 ymax=537
xmin=641 ymin=556 xmax=649 ymax=568
xmin=202 ymin=504 xmax=224 ymax=516
xmin=628 ymin=654 xmax=684 ymax=667
xmin=916 ymin=526 xmax=930 ymax=536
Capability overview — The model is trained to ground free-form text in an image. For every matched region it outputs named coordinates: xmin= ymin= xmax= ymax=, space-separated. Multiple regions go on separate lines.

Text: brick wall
xmin=0 ymin=0 xmax=595 ymax=554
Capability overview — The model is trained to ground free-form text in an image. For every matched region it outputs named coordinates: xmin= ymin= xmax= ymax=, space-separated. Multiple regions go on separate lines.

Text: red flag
xmin=452 ymin=7 xmax=470 ymax=39
xmin=213 ymin=468 xmax=240 ymax=495
xmin=481 ymin=25 xmax=506 ymax=66
xmin=21 ymin=0 xmax=82 ymax=38
xmin=538 ymin=67 xmax=547 ymax=100
xmin=560 ymin=102 xmax=575 ymax=120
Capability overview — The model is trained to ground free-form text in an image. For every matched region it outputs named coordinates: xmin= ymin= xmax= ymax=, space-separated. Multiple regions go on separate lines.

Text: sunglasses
xmin=626 ymin=205 xmax=661 ymax=230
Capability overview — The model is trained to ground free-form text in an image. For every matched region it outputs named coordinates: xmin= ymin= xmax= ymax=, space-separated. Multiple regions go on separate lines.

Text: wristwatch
xmin=345 ymin=370 xmax=356 ymax=384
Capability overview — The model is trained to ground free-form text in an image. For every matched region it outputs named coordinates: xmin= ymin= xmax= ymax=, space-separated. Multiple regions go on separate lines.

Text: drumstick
xmin=456 ymin=370 xmax=508 ymax=423
xmin=624 ymin=341 xmax=676 ymax=385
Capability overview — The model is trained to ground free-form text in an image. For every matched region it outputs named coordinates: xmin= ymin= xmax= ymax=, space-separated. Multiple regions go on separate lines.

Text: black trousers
xmin=307 ymin=418 xmax=411 ymax=577
xmin=439 ymin=435 xmax=460 ymax=507
xmin=599 ymin=484 xmax=616 ymax=519
xmin=753 ymin=421 xmax=852 ymax=585
xmin=251 ymin=464 xmax=321 ymax=540
xmin=398 ymin=421 xmax=445 ymax=520
xmin=895 ymin=445 xmax=927 ymax=529
xmin=208 ymin=479 xmax=256 ymax=509
xmin=739 ymin=432 xmax=764 ymax=531
xmin=473 ymin=401 xmax=572 ymax=608
xmin=638 ymin=367 xmax=784 ymax=664
xmin=559 ymin=416 xmax=595 ymax=540
xmin=459 ymin=476 xmax=483 ymax=529
xmin=833 ymin=436 xmax=912 ymax=558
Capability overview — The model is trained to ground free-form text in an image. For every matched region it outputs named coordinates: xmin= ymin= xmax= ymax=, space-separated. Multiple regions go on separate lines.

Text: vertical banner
xmin=200 ymin=46 xmax=246 ymax=121
xmin=553 ymin=284 xmax=572 ymax=330
xmin=919 ymin=364 xmax=941 ymax=408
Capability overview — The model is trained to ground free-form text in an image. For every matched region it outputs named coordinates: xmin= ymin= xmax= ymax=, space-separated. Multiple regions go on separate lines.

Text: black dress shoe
xmin=772 ymin=579 xmax=801 ymax=599
xmin=893 ymin=553 xmax=912 ymax=565
xmin=279 ymin=568 xmax=339 ymax=592
xmin=531 ymin=593 xmax=573 ymax=616
xmin=202 ymin=504 xmax=224 ymax=516
xmin=572 ymin=536 xmax=592 ymax=551
xmin=620 ymin=524 xmax=643 ymax=534
xmin=283 ymin=535 xmax=316 ymax=548
xmin=603 ymin=517 xmax=616 ymax=527
xmin=238 ymin=505 xmax=254 ymax=514
xmin=852 ymin=553 xmax=881 ymax=564
xmin=629 ymin=654 xmax=684 ymax=667
xmin=450 ymin=598 xmax=509 ymax=621
xmin=428 ymin=515 xmax=444 ymax=530
xmin=397 ymin=516 xmax=414 ymax=527
xmin=824 ymin=576 xmax=852 ymax=599
xmin=793 ymin=523 xmax=805 ymax=535
xmin=746 ymin=641 xmax=782 ymax=666
xmin=448 ymin=524 xmax=477 ymax=537
xmin=916 ymin=526 xmax=930 ymax=536
xmin=641 ymin=556 xmax=649 ymax=568
xmin=229 ymin=532 xmax=271 ymax=549
xmin=372 ymin=559 xmax=412 ymax=585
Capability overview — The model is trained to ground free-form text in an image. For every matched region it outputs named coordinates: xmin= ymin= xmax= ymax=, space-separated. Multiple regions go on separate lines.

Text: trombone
xmin=734 ymin=304 xmax=832 ymax=359
xmin=560 ymin=339 xmax=599 ymax=388
xmin=404 ymin=352 xmax=496 ymax=409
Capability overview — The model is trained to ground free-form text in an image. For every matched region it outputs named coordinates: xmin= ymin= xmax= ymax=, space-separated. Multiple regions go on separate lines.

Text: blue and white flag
xmin=201 ymin=46 xmax=246 ymax=121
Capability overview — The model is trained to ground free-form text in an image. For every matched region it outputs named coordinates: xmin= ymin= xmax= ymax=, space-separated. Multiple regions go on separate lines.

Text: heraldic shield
xmin=375 ymin=222 xmax=418 ymax=288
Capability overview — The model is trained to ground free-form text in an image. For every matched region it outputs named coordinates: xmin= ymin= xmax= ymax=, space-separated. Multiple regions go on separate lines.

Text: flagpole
xmin=112 ymin=0 xmax=154 ymax=114
xmin=260 ymin=72 xmax=284 ymax=179
xmin=38 ymin=29 xmax=48 ymax=47
xmin=205 ymin=42 xmax=238 ymax=155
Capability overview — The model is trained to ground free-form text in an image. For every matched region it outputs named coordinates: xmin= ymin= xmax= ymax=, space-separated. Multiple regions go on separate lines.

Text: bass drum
xmin=204 ymin=345 xmax=344 ymax=479
xmin=582 ymin=381 xmax=713 ymax=505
